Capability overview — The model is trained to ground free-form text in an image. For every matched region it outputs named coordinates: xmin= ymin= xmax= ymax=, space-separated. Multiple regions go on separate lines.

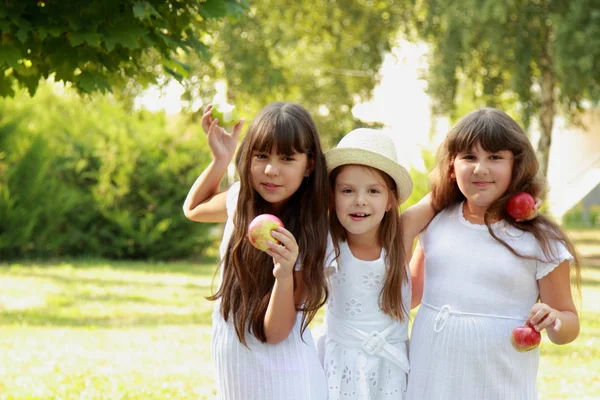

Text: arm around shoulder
xmin=401 ymin=193 xmax=436 ymax=246
xmin=410 ymin=242 xmax=425 ymax=309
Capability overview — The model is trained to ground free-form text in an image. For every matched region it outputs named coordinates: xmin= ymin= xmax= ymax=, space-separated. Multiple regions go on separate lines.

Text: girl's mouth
xmin=262 ymin=183 xmax=281 ymax=192
xmin=350 ymin=213 xmax=370 ymax=220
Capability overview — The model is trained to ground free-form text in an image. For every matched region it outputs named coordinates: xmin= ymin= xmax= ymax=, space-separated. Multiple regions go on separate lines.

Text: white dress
xmin=406 ymin=202 xmax=573 ymax=400
xmin=320 ymin=240 xmax=411 ymax=399
xmin=211 ymin=182 xmax=327 ymax=400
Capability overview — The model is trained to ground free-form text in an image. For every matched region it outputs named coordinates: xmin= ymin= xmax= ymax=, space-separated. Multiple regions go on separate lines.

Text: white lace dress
xmin=211 ymin=182 xmax=328 ymax=400
xmin=320 ymin=241 xmax=411 ymax=399
xmin=406 ymin=202 xmax=573 ymax=400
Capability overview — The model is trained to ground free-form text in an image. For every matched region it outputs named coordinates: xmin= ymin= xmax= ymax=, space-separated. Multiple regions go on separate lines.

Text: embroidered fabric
xmin=320 ymin=241 xmax=411 ymax=400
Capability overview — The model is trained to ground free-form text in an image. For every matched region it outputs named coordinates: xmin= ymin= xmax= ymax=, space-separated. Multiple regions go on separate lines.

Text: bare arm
xmin=263 ymin=228 xmax=306 ymax=344
xmin=401 ymin=194 xmax=435 ymax=254
xmin=182 ymin=105 xmax=244 ymax=222
xmin=410 ymin=242 xmax=425 ymax=309
xmin=530 ymin=260 xmax=579 ymax=344
xmin=264 ymin=270 xmax=306 ymax=344
xmin=183 ymin=160 xmax=230 ymax=222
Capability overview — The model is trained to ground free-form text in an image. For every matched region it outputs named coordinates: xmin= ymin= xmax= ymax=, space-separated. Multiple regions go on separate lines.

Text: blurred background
xmin=0 ymin=0 xmax=598 ymax=398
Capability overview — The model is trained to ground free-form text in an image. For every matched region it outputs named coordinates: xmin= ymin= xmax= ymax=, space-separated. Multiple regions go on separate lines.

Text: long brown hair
xmin=328 ymin=165 xmax=409 ymax=321
xmin=208 ymin=102 xmax=329 ymax=346
xmin=430 ymin=107 xmax=581 ymax=290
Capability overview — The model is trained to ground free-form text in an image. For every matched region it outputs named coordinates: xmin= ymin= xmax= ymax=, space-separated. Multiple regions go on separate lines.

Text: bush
xmin=0 ymin=83 xmax=216 ymax=260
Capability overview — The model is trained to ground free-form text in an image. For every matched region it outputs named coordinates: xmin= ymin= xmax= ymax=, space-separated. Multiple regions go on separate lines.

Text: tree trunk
xmin=537 ymin=3 xmax=555 ymax=178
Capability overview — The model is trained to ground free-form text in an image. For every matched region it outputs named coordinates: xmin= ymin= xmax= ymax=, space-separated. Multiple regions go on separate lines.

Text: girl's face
xmin=334 ymin=165 xmax=392 ymax=243
xmin=452 ymin=142 xmax=514 ymax=213
xmin=250 ymin=145 xmax=312 ymax=211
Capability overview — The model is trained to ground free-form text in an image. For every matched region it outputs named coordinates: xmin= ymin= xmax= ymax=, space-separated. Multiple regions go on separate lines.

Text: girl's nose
xmin=473 ymin=160 xmax=489 ymax=175
xmin=265 ymin=162 xmax=278 ymax=176
xmin=355 ymin=192 xmax=367 ymax=206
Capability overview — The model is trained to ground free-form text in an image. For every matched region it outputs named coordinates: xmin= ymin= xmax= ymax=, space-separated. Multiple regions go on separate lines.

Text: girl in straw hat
xmin=320 ymin=128 xmax=437 ymax=399
xmin=183 ymin=102 xmax=329 ymax=400
xmin=406 ymin=108 xmax=579 ymax=399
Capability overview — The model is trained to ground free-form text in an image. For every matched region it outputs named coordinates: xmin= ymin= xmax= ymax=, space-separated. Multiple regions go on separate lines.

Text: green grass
xmin=1 ymin=230 xmax=599 ymax=399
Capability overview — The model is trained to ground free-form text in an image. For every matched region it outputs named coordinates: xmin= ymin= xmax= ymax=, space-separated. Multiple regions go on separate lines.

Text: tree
xmin=412 ymin=0 xmax=600 ymax=176
xmin=0 ymin=0 xmax=247 ymax=97
xmin=174 ymin=0 xmax=412 ymax=145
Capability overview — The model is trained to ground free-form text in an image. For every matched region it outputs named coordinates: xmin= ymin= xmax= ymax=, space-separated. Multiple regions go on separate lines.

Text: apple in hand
xmin=506 ymin=192 xmax=536 ymax=219
xmin=248 ymin=214 xmax=284 ymax=252
xmin=510 ymin=325 xmax=542 ymax=352
xmin=210 ymin=101 xmax=240 ymax=127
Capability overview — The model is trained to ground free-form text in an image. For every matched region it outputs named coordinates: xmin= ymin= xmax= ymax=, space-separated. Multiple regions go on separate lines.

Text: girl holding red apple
xmin=183 ymin=102 xmax=329 ymax=399
xmin=407 ymin=108 xmax=581 ymax=399
xmin=319 ymin=128 xmax=437 ymax=399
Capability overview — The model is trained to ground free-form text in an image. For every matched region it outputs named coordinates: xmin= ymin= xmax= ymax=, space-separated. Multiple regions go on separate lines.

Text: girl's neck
xmin=462 ymin=201 xmax=500 ymax=225
xmin=346 ymin=231 xmax=382 ymax=261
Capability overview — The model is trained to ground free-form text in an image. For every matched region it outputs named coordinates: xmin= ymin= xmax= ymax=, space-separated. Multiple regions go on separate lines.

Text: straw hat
xmin=325 ymin=128 xmax=413 ymax=204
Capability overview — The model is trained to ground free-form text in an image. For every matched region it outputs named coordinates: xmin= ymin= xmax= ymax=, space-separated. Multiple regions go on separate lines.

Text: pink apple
xmin=506 ymin=192 xmax=536 ymax=219
xmin=510 ymin=325 xmax=542 ymax=352
xmin=247 ymin=214 xmax=284 ymax=252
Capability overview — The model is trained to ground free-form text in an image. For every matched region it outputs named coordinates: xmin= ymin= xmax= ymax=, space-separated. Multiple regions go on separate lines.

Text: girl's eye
xmin=368 ymin=189 xmax=380 ymax=194
xmin=341 ymin=188 xmax=353 ymax=194
xmin=282 ymin=156 xmax=295 ymax=161
xmin=490 ymin=155 xmax=502 ymax=160
xmin=462 ymin=155 xmax=476 ymax=160
xmin=254 ymin=153 xmax=268 ymax=159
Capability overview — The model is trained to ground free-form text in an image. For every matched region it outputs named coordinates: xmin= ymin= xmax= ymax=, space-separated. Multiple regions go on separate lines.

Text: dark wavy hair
xmin=208 ymin=102 xmax=329 ymax=345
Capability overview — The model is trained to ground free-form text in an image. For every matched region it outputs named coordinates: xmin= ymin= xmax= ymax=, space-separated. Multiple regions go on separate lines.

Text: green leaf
xmin=132 ymin=3 xmax=146 ymax=20
xmin=133 ymin=1 xmax=162 ymax=21
xmin=103 ymin=24 xmax=146 ymax=50
xmin=0 ymin=46 xmax=22 ymax=68
xmin=76 ymin=71 xmax=111 ymax=94
xmin=199 ymin=0 xmax=230 ymax=19
xmin=69 ymin=31 xmax=103 ymax=47
xmin=16 ymin=21 xmax=32 ymax=43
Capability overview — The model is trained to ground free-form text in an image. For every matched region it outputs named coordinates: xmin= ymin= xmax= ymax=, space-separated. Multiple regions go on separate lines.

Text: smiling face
xmin=452 ymin=141 xmax=514 ymax=215
xmin=250 ymin=145 xmax=312 ymax=211
xmin=333 ymin=165 xmax=392 ymax=244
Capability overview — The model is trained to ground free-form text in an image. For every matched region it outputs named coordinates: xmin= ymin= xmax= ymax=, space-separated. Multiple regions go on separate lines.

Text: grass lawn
xmin=0 ymin=229 xmax=599 ymax=399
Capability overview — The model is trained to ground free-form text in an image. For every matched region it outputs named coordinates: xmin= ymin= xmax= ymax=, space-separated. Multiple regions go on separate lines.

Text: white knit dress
xmin=406 ymin=202 xmax=573 ymax=400
xmin=211 ymin=182 xmax=327 ymax=400
xmin=319 ymin=241 xmax=411 ymax=399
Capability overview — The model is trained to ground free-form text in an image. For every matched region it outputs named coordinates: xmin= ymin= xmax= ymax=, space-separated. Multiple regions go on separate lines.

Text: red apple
xmin=510 ymin=325 xmax=542 ymax=352
xmin=247 ymin=214 xmax=284 ymax=252
xmin=506 ymin=192 xmax=536 ymax=219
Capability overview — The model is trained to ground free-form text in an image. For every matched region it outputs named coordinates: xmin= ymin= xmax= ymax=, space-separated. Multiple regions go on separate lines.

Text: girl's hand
xmin=266 ymin=227 xmax=299 ymax=280
xmin=526 ymin=302 xmax=562 ymax=332
xmin=201 ymin=104 xmax=245 ymax=161
xmin=516 ymin=197 xmax=542 ymax=222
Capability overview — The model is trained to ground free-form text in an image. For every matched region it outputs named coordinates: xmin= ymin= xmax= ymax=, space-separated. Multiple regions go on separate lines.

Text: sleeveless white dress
xmin=211 ymin=182 xmax=327 ymax=400
xmin=320 ymin=240 xmax=411 ymax=399
xmin=406 ymin=202 xmax=573 ymax=400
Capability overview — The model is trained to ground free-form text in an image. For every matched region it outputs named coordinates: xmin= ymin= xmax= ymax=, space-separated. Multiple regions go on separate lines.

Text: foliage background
xmin=0 ymin=84 xmax=216 ymax=260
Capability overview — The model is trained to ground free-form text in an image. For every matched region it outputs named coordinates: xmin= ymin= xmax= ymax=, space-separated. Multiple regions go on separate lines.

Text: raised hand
xmin=202 ymin=104 xmax=245 ymax=162
xmin=265 ymin=227 xmax=299 ymax=280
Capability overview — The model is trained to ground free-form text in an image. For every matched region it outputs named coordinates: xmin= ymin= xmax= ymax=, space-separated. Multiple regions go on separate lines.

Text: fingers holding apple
xmin=248 ymin=214 xmax=284 ymax=252
xmin=202 ymin=104 xmax=244 ymax=161
xmin=526 ymin=302 xmax=562 ymax=333
xmin=211 ymin=100 xmax=241 ymax=129
xmin=266 ymin=228 xmax=300 ymax=279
